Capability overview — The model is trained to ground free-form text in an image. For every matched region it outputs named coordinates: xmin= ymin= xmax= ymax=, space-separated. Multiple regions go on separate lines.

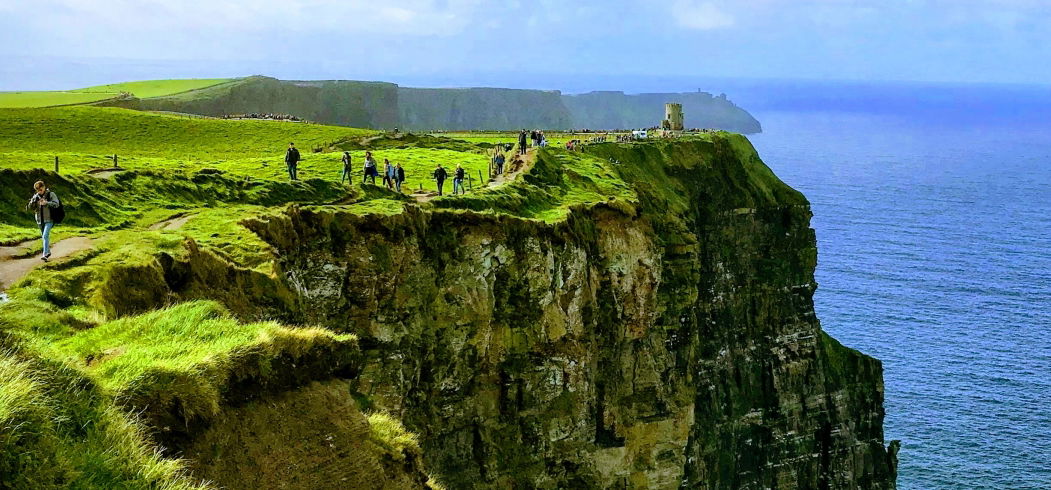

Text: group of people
xmin=518 ymin=130 xmax=547 ymax=152
xmin=223 ymin=113 xmax=302 ymax=122
xmin=355 ymin=151 xmax=407 ymax=192
xmin=431 ymin=163 xmax=468 ymax=196
xmin=287 ymin=142 xmax=477 ymax=197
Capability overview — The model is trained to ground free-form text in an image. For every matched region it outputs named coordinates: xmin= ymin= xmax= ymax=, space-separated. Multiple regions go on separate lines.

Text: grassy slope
xmin=0 ymin=79 xmax=235 ymax=109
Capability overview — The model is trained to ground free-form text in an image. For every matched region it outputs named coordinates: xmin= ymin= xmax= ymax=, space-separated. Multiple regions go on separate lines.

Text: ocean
xmin=742 ymin=82 xmax=1051 ymax=489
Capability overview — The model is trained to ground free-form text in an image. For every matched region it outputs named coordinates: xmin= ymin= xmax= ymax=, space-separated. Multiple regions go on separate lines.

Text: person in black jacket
xmin=285 ymin=142 xmax=301 ymax=180
xmin=26 ymin=181 xmax=60 ymax=261
xmin=395 ymin=163 xmax=406 ymax=192
xmin=433 ymin=164 xmax=448 ymax=196
xmin=518 ymin=130 xmax=528 ymax=155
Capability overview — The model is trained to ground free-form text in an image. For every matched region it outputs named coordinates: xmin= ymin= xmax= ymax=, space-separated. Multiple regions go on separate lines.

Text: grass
xmin=0 ymin=78 xmax=235 ymax=108
xmin=0 ymin=349 xmax=204 ymax=489
xmin=0 ymin=106 xmax=374 ymax=160
xmin=367 ymin=411 xmax=421 ymax=462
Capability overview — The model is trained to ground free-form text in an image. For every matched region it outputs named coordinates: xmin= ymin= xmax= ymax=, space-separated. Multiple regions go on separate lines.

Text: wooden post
xmin=54 ymin=156 xmax=59 ymax=173
xmin=113 ymin=154 xmax=119 ymax=168
xmin=478 ymin=170 xmax=483 ymax=184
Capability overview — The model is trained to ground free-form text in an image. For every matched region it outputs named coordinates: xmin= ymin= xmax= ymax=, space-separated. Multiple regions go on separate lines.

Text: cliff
xmin=243 ymin=137 xmax=895 ymax=487
xmin=99 ymin=76 xmax=761 ymax=132
xmin=0 ymin=118 xmax=894 ymax=487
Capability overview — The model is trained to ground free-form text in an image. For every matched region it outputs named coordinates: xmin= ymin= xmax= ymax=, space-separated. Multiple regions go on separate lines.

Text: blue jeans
xmin=453 ymin=178 xmax=464 ymax=194
xmin=40 ymin=221 xmax=53 ymax=256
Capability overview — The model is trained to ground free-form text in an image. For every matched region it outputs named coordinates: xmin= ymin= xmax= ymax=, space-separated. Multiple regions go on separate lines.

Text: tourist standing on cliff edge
xmin=284 ymin=142 xmax=300 ymax=180
xmin=26 ymin=181 xmax=60 ymax=262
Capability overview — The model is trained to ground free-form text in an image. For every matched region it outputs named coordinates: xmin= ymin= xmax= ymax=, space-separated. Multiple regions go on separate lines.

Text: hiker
xmin=285 ymin=142 xmax=301 ymax=180
xmin=433 ymin=163 xmax=448 ymax=196
xmin=494 ymin=151 xmax=505 ymax=175
xmin=453 ymin=164 xmax=466 ymax=195
xmin=518 ymin=130 xmax=528 ymax=155
xmin=362 ymin=151 xmax=378 ymax=184
xmin=26 ymin=181 xmax=60 ymax=262
xmin=395 ymin=162 xmax=405 ymax=192
xmin=382 ymin=159 xmax=395 ymax=189
xmin=341 ymin=151 xmax=352 ymax=183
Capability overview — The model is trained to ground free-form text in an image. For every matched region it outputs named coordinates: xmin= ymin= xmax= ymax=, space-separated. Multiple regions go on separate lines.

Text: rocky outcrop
xmin=247 ymin=137 xmax=897 ymax=488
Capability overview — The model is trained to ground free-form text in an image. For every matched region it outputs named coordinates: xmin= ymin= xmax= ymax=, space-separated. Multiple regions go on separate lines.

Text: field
xmin=0 ymin=78 xmax=236 ymax=108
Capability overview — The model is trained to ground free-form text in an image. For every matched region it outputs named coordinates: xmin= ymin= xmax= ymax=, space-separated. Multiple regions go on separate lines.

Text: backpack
xmin=49 ymin=191 xmax=66 ymax=224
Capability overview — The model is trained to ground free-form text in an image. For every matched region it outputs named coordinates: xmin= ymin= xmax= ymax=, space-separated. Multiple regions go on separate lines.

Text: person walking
xmin=453 ymin=164 xmax=466 ymax=195
xmin=433 ymin=163 xmax=448 ymax=196
xmin=341 ymin=151 xmax=352 ymax=183
xmin=26 ymin=181 xmax=60 ymax=262
xmin=494 ymin=152 xmax=505 ymax=175
xmin=395 ymin=162 xmax=405 ymax=192
xmin=285 ymin=142 xmax=301 ymax=180
xmin=363 ymin=151 xmax=378 ymax=184
xmin=383 ymin=159 xmax=395 ymax=189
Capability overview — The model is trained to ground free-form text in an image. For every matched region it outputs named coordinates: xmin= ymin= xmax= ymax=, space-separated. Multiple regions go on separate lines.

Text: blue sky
xmin=1 ymin=0 xmax=1050 ymax=90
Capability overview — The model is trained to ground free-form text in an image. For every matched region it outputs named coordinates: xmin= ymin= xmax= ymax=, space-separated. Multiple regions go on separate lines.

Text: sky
xmin=1 ymin=0 xmax=1050 ymax=91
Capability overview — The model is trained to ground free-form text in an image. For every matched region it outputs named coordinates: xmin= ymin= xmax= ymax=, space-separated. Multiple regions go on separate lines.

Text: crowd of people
xmin=223 ymin=113 xmax=302 ymax=122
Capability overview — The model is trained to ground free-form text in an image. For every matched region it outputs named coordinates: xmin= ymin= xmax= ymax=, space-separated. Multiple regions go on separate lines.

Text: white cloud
xmin=670 ymin=1 xmax=735 ymax=30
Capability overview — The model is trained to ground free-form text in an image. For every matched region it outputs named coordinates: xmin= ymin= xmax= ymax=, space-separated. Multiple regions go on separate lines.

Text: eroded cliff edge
xmin=245 ymin=136 xmax=898 ymax=488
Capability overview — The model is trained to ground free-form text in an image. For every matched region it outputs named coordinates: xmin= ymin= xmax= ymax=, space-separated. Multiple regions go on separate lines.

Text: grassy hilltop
xmin=0 ymin=102 xmax=776 ymax=488
xmin=0 ymin=79 xmax=235 ymax=108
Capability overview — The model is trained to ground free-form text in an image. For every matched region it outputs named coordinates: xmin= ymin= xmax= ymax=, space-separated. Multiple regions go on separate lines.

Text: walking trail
xmin=0 ymin=213 xmax=194 ymax=293
xmin=408 ymin=148 xmax=536 ymax=203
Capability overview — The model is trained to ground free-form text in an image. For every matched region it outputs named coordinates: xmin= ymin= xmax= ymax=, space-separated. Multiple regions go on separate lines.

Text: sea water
xmin=744 ymin=83 xmax=1051 ymax=489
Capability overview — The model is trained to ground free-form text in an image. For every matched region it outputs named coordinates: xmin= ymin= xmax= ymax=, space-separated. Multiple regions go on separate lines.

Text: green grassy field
xmin=0 ymin=78 xmax=236 ymax=108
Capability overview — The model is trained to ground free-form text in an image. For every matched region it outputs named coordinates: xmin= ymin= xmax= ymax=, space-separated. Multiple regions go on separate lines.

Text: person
xmin=518 ymin=130 xmax=528 ymax=155
xmin=285 ymin=142 xmax=300 ymax=180
xmin=433 ymin=163 xmax=448 ymax=196
xmin=494 ymin=151 xmax=505 ymax=175
xmin=362 ymin=151 xmax=378 ymax=184
xmin=26 ymin=181 xmax=60 ymax=262
xmin=341 ymin=151 xmax=352 ymax=183
xmin=383 ymin=159 xmax=395 ymax=189
xmin=395 ymin=162 xmax=405 ymax=192
xmin=452 ymin=164 xmax=466 ymax=195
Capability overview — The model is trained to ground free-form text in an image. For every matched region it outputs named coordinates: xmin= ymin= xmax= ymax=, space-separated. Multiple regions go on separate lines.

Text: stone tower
xmin=662 ymin=103 xmax=684 ymax=131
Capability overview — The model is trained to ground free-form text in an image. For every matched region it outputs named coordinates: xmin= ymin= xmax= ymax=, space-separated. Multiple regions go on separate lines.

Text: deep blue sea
xmin=741 ymin=83 xmax=1051 ymax=489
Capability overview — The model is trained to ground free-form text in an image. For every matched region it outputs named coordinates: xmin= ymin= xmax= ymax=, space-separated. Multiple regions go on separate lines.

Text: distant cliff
xmin=564 ymin=90 xmax=761 ymax=133
xmin=100 ymin=76 xmax=762 ymax=133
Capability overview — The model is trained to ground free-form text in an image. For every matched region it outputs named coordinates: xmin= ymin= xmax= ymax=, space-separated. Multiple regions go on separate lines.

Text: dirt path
xmin=408 ymin=148 xmax=537 ymax=203
xmin=148 ymin=213 xmax=193 ymax=231
xmin=0 ymin=214 xmax=193 ymax=292
xmin=0 ymin=236 xmax=95 ymax=291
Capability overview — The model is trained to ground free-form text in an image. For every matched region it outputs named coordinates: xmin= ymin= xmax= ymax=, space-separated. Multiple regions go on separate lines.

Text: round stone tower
xmin=663 ymin=103 xmax=684 ymax=131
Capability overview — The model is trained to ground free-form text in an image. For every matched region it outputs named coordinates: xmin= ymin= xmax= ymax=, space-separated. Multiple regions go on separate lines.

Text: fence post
xmin=54 ymin=156 xmax=59 ymax=173
xmin=113 ymin=154 xmax=119 ymax=168
xmin=478 ymin=170 xmax=483 ymax=184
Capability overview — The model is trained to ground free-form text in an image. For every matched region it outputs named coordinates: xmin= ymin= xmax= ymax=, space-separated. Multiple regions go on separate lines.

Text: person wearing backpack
xmin=452 ymin=164 xmax=466 ymax=195
xmin=26 ymin=180 xmax=61 ymax=262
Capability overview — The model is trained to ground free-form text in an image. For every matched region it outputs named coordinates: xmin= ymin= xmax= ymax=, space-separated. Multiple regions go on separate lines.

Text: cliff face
xmin=247 ymin=137 xmax=896 ymax=488
xmin=101 ymin=76 xmax=761 ymax=133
